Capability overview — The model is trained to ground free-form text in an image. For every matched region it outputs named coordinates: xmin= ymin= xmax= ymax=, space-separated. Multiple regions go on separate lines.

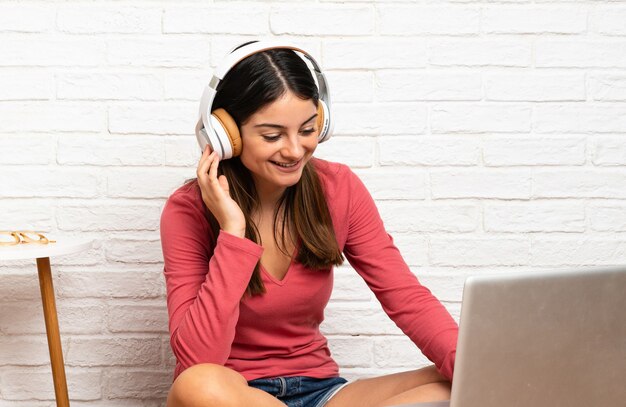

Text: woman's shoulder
xmin=162 ymin=178 xmax=206 ymax=218
xmin=311 ymin=157 xmax=354 ymax=182
xmin=311 ymin=157 xmax=372 ymax=203
xmin=310 ymin=157 xmax=362 ymax=212
xmin=160 ymin=179 xmax=214 ymax=246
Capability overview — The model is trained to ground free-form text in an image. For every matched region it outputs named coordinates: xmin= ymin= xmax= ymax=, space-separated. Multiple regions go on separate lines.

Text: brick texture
xmin=1 ymin=2 xmax=624 ymax=405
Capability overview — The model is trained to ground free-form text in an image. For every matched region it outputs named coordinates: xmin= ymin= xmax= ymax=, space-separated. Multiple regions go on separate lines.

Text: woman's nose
xmin=281 ymin=134 xmax=303 ymax=158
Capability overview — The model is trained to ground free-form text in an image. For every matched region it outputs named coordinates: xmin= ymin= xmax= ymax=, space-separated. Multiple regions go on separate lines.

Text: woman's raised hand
xmin=197 ymin=145 xmax=246 ymax=238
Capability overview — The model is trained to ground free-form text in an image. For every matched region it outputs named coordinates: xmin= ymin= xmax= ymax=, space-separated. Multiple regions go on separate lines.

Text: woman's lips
xmin=270 ymin=159 xmax=303 ymax=173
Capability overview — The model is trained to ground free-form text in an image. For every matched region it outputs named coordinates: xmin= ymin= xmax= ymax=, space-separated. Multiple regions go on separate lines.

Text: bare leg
xmin=326 ymin=365 xmax=450 ymax=407
xmin=166 ymin=364 xmax=285 ymax=407
xmin=377 ymin=382 xmax=451 ymax=406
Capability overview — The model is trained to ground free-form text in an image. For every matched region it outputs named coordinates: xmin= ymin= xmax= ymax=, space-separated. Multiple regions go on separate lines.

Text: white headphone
xmin=195 ymin=40 xmax=334 ymax=160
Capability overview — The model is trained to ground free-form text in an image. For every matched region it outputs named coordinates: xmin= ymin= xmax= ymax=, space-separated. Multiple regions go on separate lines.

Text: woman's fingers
xmin=218 ymin=175 xmax=229 ymax=194
xmin=207 ymin=151 xmax=219 ymax=182
xmin=199 ymin=151 xmax=228 ymax=202
xmin=196 ymin=145 xmax=212 ymax=178
xmin=194 ymin=147 xmax=246 ymax=235
xmin=199 ymin=144 xmax=211 ymax=164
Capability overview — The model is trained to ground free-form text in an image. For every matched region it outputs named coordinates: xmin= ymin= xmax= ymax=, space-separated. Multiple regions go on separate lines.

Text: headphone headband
xmin=216 ymin=41 xmax=322 ymax=79
xmin=196 ymin=40 xmax=333 ymax=157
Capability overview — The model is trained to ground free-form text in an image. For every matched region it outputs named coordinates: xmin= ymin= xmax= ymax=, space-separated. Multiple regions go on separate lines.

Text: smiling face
xmin=239 ymin=90 xmax=319 ymax=200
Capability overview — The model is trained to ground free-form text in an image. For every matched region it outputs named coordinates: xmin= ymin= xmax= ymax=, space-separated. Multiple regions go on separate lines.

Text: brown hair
xmin=191 ymin=158 xmax=344 ymax=296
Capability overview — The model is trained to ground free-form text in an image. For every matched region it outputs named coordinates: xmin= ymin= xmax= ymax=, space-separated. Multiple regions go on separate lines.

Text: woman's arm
xmin=160 ymin=191 xmax=263 ymax=371
xmin=342 ymin=168 xmax=458 ymax=381
xmin=161 ymin=145 xmax=259 ymax=372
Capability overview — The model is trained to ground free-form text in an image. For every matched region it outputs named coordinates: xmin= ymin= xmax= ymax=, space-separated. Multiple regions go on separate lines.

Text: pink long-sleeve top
xmin=160 ymin=158 xmax=458 ymax=383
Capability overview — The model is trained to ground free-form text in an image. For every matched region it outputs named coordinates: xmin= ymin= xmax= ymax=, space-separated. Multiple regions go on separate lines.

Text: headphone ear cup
xmin=211 ymin=108 xmax=242 ymax=158
xmin=316 ymin=100 xmax=331 ymax=143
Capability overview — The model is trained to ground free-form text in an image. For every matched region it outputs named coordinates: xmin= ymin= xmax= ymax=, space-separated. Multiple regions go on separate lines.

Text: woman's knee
xmin=417 ymin=365 xmax=448 ymax=382
xmin=421 ymin=381 xmax=452 ymax=400
xmin=166 ymin=363 xmax=248 ymax=407
xmin=413 ymin=366 xmax=452 ymax=399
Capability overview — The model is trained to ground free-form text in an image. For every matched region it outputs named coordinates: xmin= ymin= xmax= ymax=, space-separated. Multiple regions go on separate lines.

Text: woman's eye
xmin=262 ymin=134 xmax=281 ymax=142
xmin=262 ymin=129 xmax=316 ymax=142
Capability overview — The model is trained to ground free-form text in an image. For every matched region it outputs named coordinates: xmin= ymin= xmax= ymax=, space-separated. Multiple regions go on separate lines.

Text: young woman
xmin=160 ymin=42 xmax=458 ymax=407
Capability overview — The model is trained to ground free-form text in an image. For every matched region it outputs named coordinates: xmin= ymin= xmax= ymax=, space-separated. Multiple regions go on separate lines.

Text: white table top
xmin=0 ymin=236 xmax=93 ymax=261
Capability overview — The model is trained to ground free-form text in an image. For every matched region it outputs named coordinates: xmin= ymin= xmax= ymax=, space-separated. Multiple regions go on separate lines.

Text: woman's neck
xmin=252 ymin=182 xmax=288 ymax=231
xmin=254 ymin=180 xmax=286 ymax=211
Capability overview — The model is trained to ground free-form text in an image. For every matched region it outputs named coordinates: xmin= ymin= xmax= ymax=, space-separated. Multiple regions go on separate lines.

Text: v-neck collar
xmin=260 ymin=240 xmax=300 ymax=286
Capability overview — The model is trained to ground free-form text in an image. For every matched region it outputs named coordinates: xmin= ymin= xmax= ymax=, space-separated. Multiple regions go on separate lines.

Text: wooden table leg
xmin=37 ymin=257 xmax=70 ymax=407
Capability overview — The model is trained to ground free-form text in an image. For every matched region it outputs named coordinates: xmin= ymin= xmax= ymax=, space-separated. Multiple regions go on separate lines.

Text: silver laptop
xmin=398 ymin=266 xmax=626 ymax=407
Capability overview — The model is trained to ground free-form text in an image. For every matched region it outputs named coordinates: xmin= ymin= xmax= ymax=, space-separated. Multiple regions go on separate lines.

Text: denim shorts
xmin=247 ymin=375 xmax=349 ymax=407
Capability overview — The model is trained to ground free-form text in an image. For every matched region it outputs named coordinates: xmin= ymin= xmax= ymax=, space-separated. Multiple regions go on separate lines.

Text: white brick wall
xmin=1 ymin=1 xmax=625 ymax=405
